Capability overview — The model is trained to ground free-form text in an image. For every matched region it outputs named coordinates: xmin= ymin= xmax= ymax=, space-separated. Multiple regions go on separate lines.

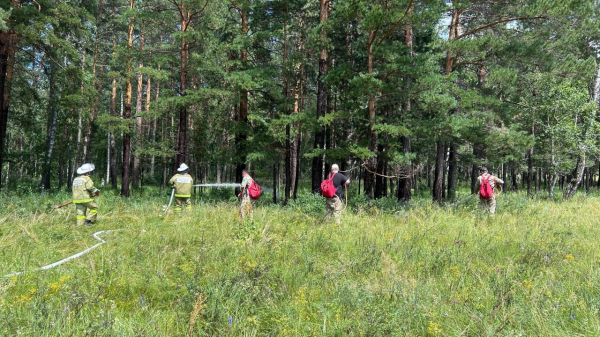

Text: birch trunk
xmin=563 ymin=154 xmax=585 ymax=199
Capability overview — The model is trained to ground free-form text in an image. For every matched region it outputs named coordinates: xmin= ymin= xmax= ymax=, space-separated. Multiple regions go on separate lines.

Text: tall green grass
xmin=1 ymin=190 xmax=599 ymax=336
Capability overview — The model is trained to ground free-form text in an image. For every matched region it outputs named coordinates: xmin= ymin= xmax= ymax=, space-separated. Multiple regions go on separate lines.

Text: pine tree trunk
xmin=76 ymin=50 xmax=87 ymax=170
xmin=0 ymin=29 xmax=16 ymax=192
xmin=433 ymin=140 xmax=445 ymax=203
xmin=283 ymin=17 xmax=291 ymax=204
xmin=121 ymin=0 xmax=135 ymax=197
xmin=363 ymin=29 xmax=377 ymax=199
xmin=447 ymin=141 xmax=457 ymax=200
xmin=132 ymin=26 xmax=145 ymax=190
xmin=109 ymin=75 xmax=118 ymax=190
xmin=398 ymin=20 xmax=413 ymax=202
xmin=312 ymin=0 xmax=328 ymax=193
xmin=235 ymin=8 xmax=249 ymax=182
xmin=271 ymin=163 xmax=276 ymax=203
xmin=511 ymin=166 xmax=518 ymax=191
xmin=398 ymin=136 xmax=411 ymax=202
xmin=527 ymin=146 xmax=534 ymax=196
xmin=374 ymin=144 xmax=385 ymax=199
xmin=535 ymin=167 xmax=541 ymax=193
xmin=87 ymin=27 xmax=103 ymax=164
xmin=176 ymin=14 xmax=190 ymax=171
xmin=151 ymin=72 xmax=159 ymax=178
xmin=40 ymin=66 xmax=58 ymax=192
xmin=442 ymin=143 xmax=448 ymax=199
xmin=293 ymin=130 xmax=301 ymax=200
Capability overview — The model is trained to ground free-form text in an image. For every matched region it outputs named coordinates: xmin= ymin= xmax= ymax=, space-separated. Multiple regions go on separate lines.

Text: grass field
xmin=1 ymin=188 xmax=600 ymax=336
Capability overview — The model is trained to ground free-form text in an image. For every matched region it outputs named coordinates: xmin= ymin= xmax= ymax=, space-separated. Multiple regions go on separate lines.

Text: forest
xmin=0 ymin=0 xmax=599 ymax=202
xmin=4 ymin=2 xmax=600 ymax=335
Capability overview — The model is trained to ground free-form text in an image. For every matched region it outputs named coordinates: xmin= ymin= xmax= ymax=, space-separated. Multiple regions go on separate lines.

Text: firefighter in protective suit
xmin=72 ymin=163 xmax=100 ymax=226
xmin=169 ymin=163 xmax=193 ymax=211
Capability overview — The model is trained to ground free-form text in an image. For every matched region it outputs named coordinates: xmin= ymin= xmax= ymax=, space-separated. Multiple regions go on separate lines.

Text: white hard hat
xmin=177 ymin=163 xmax=189 ymax=172
xmin=77 ymin=163 xmax=95 ymax=175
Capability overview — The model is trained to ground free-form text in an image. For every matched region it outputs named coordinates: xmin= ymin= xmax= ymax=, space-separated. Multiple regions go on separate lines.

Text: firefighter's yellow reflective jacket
xmin=72 ymin=175 xmax=99 ymax=203
xmin=169 ymin=174 xmax=193 ymax=197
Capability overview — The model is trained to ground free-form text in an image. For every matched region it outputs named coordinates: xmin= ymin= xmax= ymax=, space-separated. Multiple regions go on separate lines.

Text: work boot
xmin=84 ymin=220 xmax=94 ymax=226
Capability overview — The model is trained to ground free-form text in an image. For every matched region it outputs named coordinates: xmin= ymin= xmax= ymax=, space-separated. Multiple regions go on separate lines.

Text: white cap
xmin=77 ymin=163 xmax=95 ymax=175
xmin=177 ymin=163 xmax=189 ymax=172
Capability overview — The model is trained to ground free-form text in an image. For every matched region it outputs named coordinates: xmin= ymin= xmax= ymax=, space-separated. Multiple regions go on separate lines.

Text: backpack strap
xmin=328 ymin=173 xmax=335 ymax=181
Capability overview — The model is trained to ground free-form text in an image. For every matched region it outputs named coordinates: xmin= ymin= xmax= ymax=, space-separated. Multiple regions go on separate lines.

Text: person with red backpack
xmin=238 ymin=170 xmax=256 ymax=220
xmin=323 ymin=164 xmax=350 ymax=223
xmin=474 ymin=167 xmax=504 ymax=216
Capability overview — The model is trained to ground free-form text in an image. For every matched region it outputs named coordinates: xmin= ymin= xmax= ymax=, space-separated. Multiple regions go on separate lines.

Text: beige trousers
xmin=240 ymin=196 xmax=254 ymax=220
xmin=479 ymin=196 xmax=497 ymax=215
xmin=325 ymin=197 xmax=343 ymax=223
xmin=174 ymin=197 xmax=191 ymax=211
xmin=75 ymin=201 xmax=98 ymax=225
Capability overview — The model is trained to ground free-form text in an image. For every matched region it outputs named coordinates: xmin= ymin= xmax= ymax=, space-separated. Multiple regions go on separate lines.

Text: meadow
xmin=1 ymin=187 xmax=600 ymax=336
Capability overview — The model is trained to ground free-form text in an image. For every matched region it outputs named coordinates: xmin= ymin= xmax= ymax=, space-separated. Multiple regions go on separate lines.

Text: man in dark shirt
xmin=325 ymin=164 xmax=350 ymax=223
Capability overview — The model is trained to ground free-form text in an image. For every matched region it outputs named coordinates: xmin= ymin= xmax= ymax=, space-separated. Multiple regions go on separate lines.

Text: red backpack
xmin=248 ymin=181 xmax=261 ymax=199
xmin=321 ymin=173 xmax=337 ymax=198
xmin=480 ymin=175 xmax=494 ymax=199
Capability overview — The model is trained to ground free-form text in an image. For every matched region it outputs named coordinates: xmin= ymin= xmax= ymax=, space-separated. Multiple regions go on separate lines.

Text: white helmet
xmin=77 ymin=163 xmax=95 ymax=175
xmin=177 ymin=163 xmax=189 ymax=172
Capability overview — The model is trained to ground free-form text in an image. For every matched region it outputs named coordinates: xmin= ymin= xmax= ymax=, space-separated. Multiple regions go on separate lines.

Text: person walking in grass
xmin=72 ymin=163 xmax=100 ymax=226
xmin=238 ymin=170 xmax=255 ymax=220
xmin=169 ymin=163 xmax=193 ymax=212
xmin=325 ymin=164 xmax=350 ymax=224
xmin=474 ymin=166 xmax=503 ymax=216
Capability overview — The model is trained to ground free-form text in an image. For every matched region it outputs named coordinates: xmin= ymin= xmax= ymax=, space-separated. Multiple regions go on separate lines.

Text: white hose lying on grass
xmin=3 ymin=229 xmax=119 ymax=278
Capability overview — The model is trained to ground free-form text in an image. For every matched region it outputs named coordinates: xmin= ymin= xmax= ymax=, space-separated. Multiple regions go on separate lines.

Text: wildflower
xmin=427 ymin=321 xmax=443 ymax=336
xmin=48 ymin=282 xmax=61 ymax=293
xmin=565 ymin=254 xmax=574 ymax=261
xmin=228 ymin=316 xmax=232 ymax=325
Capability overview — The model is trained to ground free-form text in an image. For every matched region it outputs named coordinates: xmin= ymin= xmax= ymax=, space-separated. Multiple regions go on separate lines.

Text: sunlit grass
xmin=1 ymin=189 xmax=600 ymax=335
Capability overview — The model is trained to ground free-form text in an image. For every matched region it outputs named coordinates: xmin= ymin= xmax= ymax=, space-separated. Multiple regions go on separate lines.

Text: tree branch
xmin=376 ymin=0 xmax=414 ymax=47
xmin=457 ymin=15 xmax=547 ymax=40
xmin=189 ymin=0 xmax=210 ymax=22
